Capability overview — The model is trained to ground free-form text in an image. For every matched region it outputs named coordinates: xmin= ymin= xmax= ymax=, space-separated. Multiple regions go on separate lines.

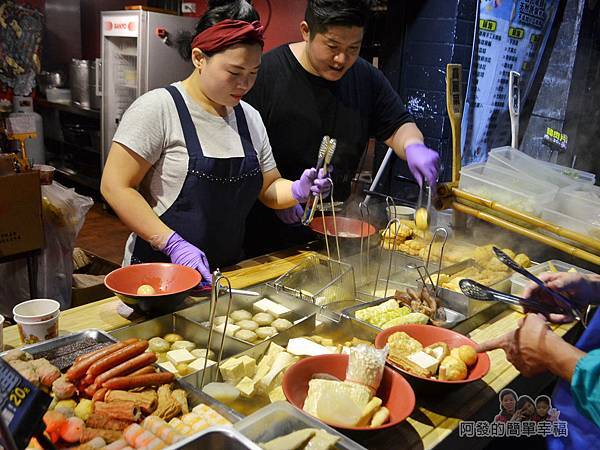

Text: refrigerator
xmin=101 ymin=10 xmax=197 ymax=166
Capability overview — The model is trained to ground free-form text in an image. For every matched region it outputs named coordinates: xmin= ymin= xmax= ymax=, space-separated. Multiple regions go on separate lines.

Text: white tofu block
xmin=286 ymin=337 xmax=335 ymax=357
xmin=236 ymin=376 xmax=256 ymax=398
xmin=252 ymin=298 xmax=291 ymax=318
xmin=158 ymin=361 xmax=178 ymax=374
xmin=188 ymin=357 xmax=216 ymax=372
xmin=407 ymin=351 xmax=440 ymax=374
xmin=214 ymin=322 xmax=240 ymax=337
xmin=167 ymin=349 xmax=196 ymax=366
xmin=238 ymin=355 xmax=257 ymax=378
xmin=219 ymin=357 xmax=246 ymax=384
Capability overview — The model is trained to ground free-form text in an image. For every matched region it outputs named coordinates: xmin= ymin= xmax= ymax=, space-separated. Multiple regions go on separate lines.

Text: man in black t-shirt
xmin=243 ymin=0 xmax=439 ymax=257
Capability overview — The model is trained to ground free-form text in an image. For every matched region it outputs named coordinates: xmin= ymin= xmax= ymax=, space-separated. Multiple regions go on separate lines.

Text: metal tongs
xmin=459 ymin=278 xmax=564 ymax=316
xmin=200 ymin=269 xmax=235 ymax=388
xmin=301 ymin=136 xmax=337 ymax=226
xmin=460 ymin=247 xmax=586 ymax=326
xmin=492 ymin=247 xmax=585 ymax=324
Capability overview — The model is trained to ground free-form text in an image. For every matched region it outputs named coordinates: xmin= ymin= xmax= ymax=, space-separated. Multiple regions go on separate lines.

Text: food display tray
xmin=342 ymin=296 xmax=466 ymax=331
xmin=165 ymin=426 xmax=261 ymax=450
xmin=235 ymin=401 xmax=367 ymax=450
xmin=0 ymin=329 xmax=117 ymax=370
xmin=1 ymin=328 xmax=243 ymax=425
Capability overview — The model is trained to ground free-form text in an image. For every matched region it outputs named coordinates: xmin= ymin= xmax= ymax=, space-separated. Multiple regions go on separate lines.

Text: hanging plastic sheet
xmin=461 ymin=0 xmax=560 ymax=165
xmin=0 ymin=2 xmax=43 ymax=95
xmin=0 ymin=182 xmax=93 ymax=317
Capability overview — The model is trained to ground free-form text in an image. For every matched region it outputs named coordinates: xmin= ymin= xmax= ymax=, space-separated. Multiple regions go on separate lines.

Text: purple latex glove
xmin=162 ymin=231 xmax=212 ymax=282
xmin=405 ymin=143 xmax=440 ymax=188
xmin=291 ymin=168 xmax=332 ymax=203
xmin=275 ymin=204 xmax=304 ymax=224
xmin=311 ymin=168 xmax=332 ymax=198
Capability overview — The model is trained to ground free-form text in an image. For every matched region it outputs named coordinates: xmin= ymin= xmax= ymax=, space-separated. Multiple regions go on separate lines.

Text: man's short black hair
xmin=304 ymin=0 xmax=372 ymax=36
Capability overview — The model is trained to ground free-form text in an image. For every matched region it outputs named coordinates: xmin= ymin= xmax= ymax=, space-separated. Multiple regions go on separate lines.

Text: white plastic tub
xmin=459 ymin=162 xmax=558 ymax=216
xmin=487 ymin=147 xmax=595 ymax=189
xmin=552 ymin=184 xmax=600 ymax=228
xmin=510 ymin=260 xmax=597 ymax=297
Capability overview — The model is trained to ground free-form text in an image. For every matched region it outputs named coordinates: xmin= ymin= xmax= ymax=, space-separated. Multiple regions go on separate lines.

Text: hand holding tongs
xmin=301 ymin=136 xmax=337 ymax=226
xmin=491 ymin=247 xmax=584 ymax=323
xmin=459 ymin=278 xmax=565 ymax=316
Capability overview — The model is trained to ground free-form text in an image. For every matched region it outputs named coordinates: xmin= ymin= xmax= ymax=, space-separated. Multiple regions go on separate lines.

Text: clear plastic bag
xmin=345 ymin=344 xmax=389 ymax=392
xmin=0 ymin=181 xmax=93 ymax=316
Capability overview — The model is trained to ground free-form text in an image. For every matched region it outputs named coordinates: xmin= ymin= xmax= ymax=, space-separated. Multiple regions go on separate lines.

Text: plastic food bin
xmin=553 ymin=184 xmax=600 ymax=224
xmin=540 ymin=207 xmax=600 ymax=240
xmin=235 ymin=401 xmax=367 ymax=450
xmin=46 ymin=88 xmax=71 ymax=104
xmin=459 ymin=162 xmax=558 ymax=216
xmin=487 ymin=147 xmax=594 ymax=189
xmin=510 ymin=260 xmax=597 ymax=297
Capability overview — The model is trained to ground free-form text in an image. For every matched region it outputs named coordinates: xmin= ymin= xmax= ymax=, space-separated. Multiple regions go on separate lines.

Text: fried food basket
xmin=268 ymin=254 xmax=356 ymax=307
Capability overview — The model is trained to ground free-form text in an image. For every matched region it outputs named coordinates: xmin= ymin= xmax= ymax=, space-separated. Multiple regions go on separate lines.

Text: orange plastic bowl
xmin=309 ymin=216 xmax=377 ymax=239
xmin=282 ymin=354 xmax=415 ymax=431
xmin=104 ymin=263 xmax=201 ymax=314
xmin=375 ymin=324 xmax=490 ymax=386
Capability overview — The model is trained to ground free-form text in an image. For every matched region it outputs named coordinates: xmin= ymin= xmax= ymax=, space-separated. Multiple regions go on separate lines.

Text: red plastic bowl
xmin=375 ymin=324 xmax=490 ymax=385
xmin=104 ymin=263 xmax=201 ymax=314
xmin=282 ymin=354 xmax=415 ymax=430
xmin=309 ymin=216 xmax=377 ymax=238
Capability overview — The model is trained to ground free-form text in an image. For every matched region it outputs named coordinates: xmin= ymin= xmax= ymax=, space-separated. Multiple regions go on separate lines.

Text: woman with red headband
xmin=101 ymin=0 xmax=330 ymax=282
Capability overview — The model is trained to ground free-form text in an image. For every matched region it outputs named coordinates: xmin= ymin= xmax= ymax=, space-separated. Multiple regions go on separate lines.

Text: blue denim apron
xmin=547 ymin=310 xmax=600 ymax=449
xmin=131 ymin=85 xmax=263 ymax=269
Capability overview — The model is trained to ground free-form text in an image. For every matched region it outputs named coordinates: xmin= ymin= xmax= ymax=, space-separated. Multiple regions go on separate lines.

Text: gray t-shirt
xmin=112 ymin=81 xmax=276 ymax=264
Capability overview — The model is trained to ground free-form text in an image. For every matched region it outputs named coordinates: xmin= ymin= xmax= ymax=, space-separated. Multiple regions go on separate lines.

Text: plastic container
xmin=33 ymin=164 xmax=55 ymax=185
xmin=553 ymin=184 xmax=600 ymax=222
xmin=487 ymin=147 xmax=590 ymax=189
xmin=46 ymin=88 xmax=71 ymax=104
xmin=235 ymin=401 xmax=367 ymax=449
xmin=510 ymin=260 xmax=597 ymax=297
xmin=540 ymin=160 xmax=596 ymax=186
xmin=540 ymin=207 xmax=600 ymax=240
xmin=459 ymin=162 xmax=558 ymax=216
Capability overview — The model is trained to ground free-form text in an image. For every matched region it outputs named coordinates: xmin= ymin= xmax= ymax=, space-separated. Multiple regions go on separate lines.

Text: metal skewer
xmin=358 ymin=201 xmax=371 ymax=282
xmin=372 ymin=218 xmax=402 ymax=298
xmin=200 ymin=269 xmax=234 ymax=388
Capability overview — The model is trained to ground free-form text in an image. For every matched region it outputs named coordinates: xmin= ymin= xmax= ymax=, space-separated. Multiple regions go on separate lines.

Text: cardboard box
xmin=71 ymin=249 xmax=120 ymax=307
xmin=0 ymin=172 xmax=43 ymax=259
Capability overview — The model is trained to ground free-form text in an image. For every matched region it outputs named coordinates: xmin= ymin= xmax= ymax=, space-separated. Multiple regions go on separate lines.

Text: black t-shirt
xmin=245 ymin=44 xmax=414 ymax=197
xmin=243 ymin=44 xmax=414 ymax=257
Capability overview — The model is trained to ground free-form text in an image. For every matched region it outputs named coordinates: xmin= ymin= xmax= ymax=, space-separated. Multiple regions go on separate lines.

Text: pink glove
xmin=291 ymin=168 xmax=332 ymax=203
xmin=275 ymin=204 xmax=304 ymax=224
xmin=405 ymin=143 xmax=440 ymax=188
xmin=162 ymin=231 xmax=212 ymax=282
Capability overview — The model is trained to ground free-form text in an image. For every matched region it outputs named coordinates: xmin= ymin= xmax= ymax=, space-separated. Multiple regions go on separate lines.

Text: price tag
xmin=0 ymin=359 xmax=51 ymax=450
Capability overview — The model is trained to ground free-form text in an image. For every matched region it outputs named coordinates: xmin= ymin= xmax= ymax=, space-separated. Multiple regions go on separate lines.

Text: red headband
xmin=191 ymin=19 xmax=264 ymax=53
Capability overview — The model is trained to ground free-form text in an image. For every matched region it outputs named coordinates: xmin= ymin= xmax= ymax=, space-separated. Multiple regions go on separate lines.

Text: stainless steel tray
xmin=342 ymin=296 xmax=466 ymax=331
xmin=1 ymin=327 xmax=243 ymax=425
xmin=0 ymin=329 xmax=117 ymax=370
xmin=110 ymin=313 xmax=252 ymax=385
xmin=165 ymin=426 xmax=261 ymax=450
xmin=176 ymin=284 xmax=322 ymax=344
xmin=235 ymin=401 xmax=367 ymax=450
xmin=192 ymin=314 xmax=378 ymax=416
xmin=421 ymin=259 xmax=510 ymax=318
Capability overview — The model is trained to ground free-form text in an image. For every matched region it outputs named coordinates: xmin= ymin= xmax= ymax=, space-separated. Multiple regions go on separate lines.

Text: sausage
xmin=87 ymin=341 xmax=149 ymax=377
xmin=67 ymin=342 xmax=130 ymax=381
xmin=129 ymin=366 xmax=157 ymax=377
xmin=103 ymin=372 xmax=174 ymax=390
xmin=85 ymin=384 xmax=99 ymax=398
xmin=94 ymin=353 xmax=157 ymax=386
xmin=75 ymin=339 xmax=139 ymax=363
xmin=92 ymin=387 xmax=108 ymax=403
